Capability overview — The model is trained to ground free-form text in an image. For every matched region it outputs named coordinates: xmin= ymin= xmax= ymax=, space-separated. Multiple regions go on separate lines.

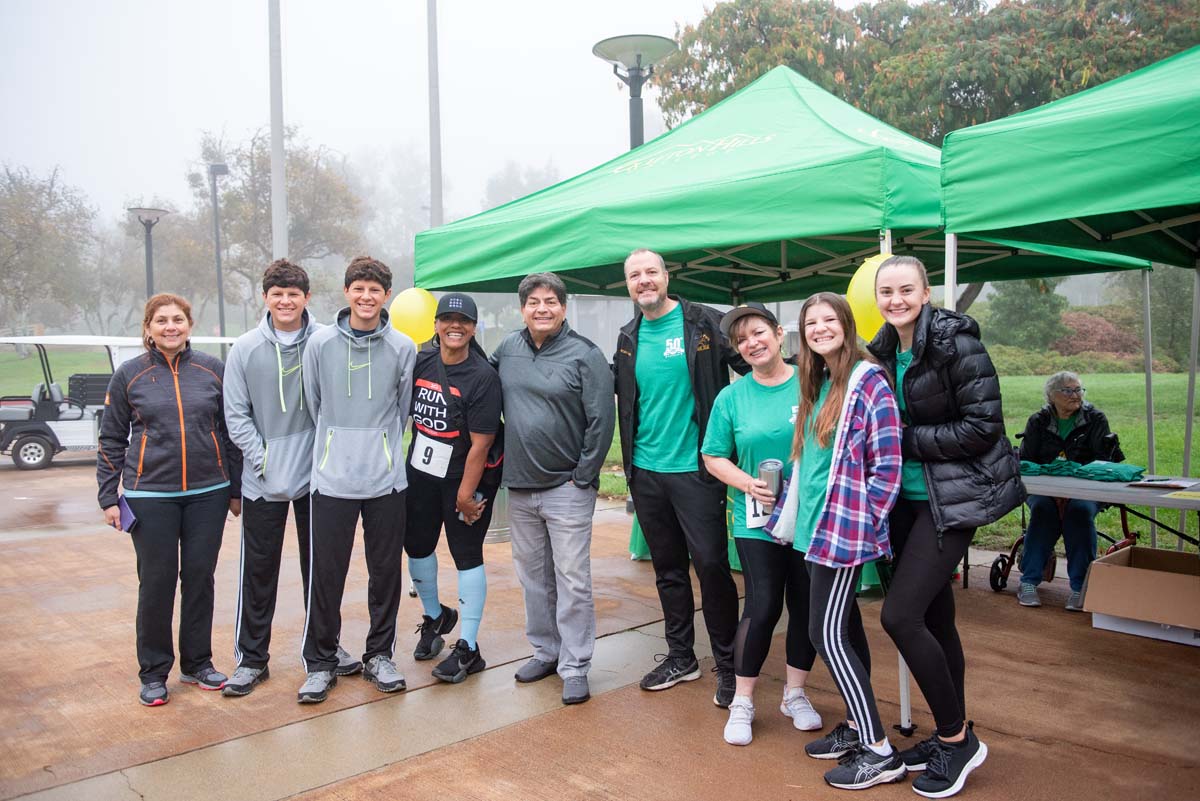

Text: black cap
xmin=720 ymin=302 xmax=778 ymax=338
xmin=435 ymin=292 xmax=478 ymax=321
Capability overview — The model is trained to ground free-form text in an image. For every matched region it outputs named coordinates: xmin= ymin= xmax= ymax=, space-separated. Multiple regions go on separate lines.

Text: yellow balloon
xmin=389 ymin=287 xmax=438 ymax=343
xmin=846 ymin=253 xmax=889 ymax=341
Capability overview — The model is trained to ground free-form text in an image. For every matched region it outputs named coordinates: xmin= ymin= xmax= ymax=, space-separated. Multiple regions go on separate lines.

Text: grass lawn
xmin=599 ymin=373 xmax=1199 ymax=553
xmin=0 ymin=346 xmax=113 ymax=397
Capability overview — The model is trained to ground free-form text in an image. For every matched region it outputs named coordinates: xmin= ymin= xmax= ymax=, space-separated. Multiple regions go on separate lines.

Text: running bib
xmin=410 ymin=432 xmax=452 ymax=478
xmin=745 ymin=493 xmax=770 ymax=529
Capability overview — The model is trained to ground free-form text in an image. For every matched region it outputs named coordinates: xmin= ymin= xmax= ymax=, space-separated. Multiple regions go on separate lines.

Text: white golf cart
xmin=0 ymin=335 xmax=234 ymax=470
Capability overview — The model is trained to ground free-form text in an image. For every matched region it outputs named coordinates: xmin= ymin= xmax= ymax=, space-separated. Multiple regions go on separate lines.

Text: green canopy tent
xmin=941 ymin=45 xmax=1200 ymax=540
xmin=415 ymin=65 xmax=1147 ymax=302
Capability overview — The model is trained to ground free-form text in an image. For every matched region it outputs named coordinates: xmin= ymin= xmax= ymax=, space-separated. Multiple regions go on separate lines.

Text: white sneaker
xmin=780 ymin=686 xmax=822 ymax=731
xmin=723 ymin=696 xmax=755 ymax=746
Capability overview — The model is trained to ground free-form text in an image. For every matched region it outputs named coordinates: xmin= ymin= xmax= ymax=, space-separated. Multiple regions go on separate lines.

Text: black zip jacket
xmin=97 ymin=345 xmax=242 ymax=509
xmin=867 ymin=304 xmax=1024 ymax=534
xmin=614 ymin=296 xmax=748 ymax=479
xmin=1019 ymin=403 xmax=1124 ymax=465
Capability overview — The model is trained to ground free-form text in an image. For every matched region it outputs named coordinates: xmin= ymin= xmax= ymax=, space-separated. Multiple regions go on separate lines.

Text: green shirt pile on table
xmin=1018 ymin=459 xmax=1144 ymax=482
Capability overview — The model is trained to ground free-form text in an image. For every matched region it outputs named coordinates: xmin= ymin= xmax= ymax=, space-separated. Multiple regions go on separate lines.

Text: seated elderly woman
xmin=1017 ymin=371 xmax=1123 ymax=611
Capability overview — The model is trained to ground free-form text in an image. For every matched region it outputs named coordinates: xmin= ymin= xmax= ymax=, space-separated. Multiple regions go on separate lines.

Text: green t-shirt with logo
xmin=633 ymin=304 xmax=699 ymax=472
xmin=701 ymin=369 xmax=799 ymax=542
xmin=1057 ymin=413 xmax=1077 ymax=443
xmin=895 ymin=348 xmax=929 ymax=500
xmin=792 ymin=379 xmax=833 ymax=554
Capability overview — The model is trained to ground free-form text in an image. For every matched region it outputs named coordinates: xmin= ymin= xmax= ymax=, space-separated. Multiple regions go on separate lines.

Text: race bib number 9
xmin=410 ymin=431 xmax=452 ymax=478
xmin=745 ymin=492 xmax=770 ymax=529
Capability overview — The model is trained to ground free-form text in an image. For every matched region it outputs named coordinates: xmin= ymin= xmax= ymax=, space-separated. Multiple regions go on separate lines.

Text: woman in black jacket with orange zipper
xmin=97 ymin=293 xmax=242 ymax=707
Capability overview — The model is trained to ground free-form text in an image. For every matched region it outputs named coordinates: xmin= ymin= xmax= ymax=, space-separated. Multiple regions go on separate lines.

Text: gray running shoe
xmin=562 ymin=675 xmax=590 ymax=705
xmin=222 ymin=665 xmax=269 ymax=697
xmin=640 ymin=654 xmax=701 ymax=691
xmin=139 ymin=681 xmax=169 ymax=707
xmin=805 ymin=721 xmax=861 ymax=760
xmin=1017 ymin=582 xmax=1042 ymax=607
xmin=823 ymin=744 xmax=906 ymax=790
xmin=514 ymin=657 xmax=558 ymax=683
xmin=335 ymin=645 xmax=363 ymax=676
xmin=297 ymin=670 xmax=336 ymax=703
xmin=1064 ymin=591 xmax=1085 ymax=611
xmin=180 ymin=666 xmax=227 ymax=691
xmin=363 ymin=655 xmax=406 ymax=693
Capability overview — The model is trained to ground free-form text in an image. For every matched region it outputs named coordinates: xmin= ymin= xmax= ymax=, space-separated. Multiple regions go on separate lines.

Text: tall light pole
xmin=209 ymin=163 xmax=230 ymax=352
xmin=268 ymin=0 xmax=288 ymax=258
xmin=128 ymin=207 xmax=171 ymax=297
xmin=426 ymin=0 xmax=443 ymax=228
xmin=592 ymin=34 xmax=677 ymax=150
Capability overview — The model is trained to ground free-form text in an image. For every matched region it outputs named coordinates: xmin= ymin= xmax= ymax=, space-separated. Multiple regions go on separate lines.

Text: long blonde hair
xmin=792 ymin=292 xmax=874 ymax=459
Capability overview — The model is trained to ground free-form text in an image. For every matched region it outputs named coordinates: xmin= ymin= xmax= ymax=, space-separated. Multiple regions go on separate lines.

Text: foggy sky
xmin=1 ymin=0 xmax=719 ymax=223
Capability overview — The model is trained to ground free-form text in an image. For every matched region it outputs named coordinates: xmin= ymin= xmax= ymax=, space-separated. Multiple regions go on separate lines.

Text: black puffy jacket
xmin=1019 ymin=403 xmax=1124 ymax=465
xmin=867 ymin=305 xmax=1025 ymax=533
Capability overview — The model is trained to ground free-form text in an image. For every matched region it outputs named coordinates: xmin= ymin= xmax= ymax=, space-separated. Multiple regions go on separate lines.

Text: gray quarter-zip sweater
xmin=224 ymin=310 xmax=321 ymax=502
xmin=491 ymin=320 xmax=615 ymax=490
xmin=302 ymin=307 xmax=416 ymax=499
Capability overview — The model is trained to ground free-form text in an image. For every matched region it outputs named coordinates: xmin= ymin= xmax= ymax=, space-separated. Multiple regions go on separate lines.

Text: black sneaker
xmin=912 ymin=723 xmax=988 ymax=799
xmin=431 ymin=639 xmax=486 ymax=684
xmin=823 ymin=744 xmax=906 ymax=790
xmin=414 ymin=605 xmax=459 ymax=661
xmin=712 ymin=666 xmax=736 ymax=708
xmin=639 ymin=653 xmax=701 ymax=691
xmin=899 ymin=733 xmax=940 ymax=772
xmin=805 ymin=721 xmax=861 ymax=760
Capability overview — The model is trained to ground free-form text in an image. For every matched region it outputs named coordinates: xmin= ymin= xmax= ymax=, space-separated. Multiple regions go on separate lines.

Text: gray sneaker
xmin=562 ymin=675 xmax=590 ymax=705
xmin=1017 ymin=582 xmax=1041 ymax=607
xmin=363 ymin=655 xmax=406 ymax=693
xmin=1065 ymin=590 xmax=1085 ymax=611
xmin=222 ymin=665 xmax=269 ymax=697
xmin=139 ymin=681 xmax=169 ymax=707
xmin=297 ymin=670 xmax=336 ymax=704
xmin=514 ymin=657 xmax=558 ymax=683
xmin=180 ymin=666 xmax=227 ymax=691
xmin=335 ymin=645 xmax=363 ymax=676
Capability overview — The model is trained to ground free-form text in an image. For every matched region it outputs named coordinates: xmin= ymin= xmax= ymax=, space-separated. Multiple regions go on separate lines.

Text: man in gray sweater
xmin=491 ymin=272 xmax=615 ymax=705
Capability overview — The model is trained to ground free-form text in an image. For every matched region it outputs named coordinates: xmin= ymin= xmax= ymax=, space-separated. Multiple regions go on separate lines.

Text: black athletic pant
xmin=809 ymin=562 xmax=884 ymax=745
xmin=403 ymin=468 xmax=498 ymax=569
xmin=732 ymin=537 xmax=817 ymax=677
xmin=630 ymin=467 xmax=739 ymax=671
xmin=234 ymin=495 xmax=311 ymax=669
xmin=881 ymin=497 xmax=972 ymax=738
xmin=302 ymin=490 xmax=406 ymax=673
xmin=126 ymin=488 xmax=230 ymax=684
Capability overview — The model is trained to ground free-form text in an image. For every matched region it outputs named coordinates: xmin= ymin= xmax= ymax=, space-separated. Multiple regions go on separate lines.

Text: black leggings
xmin=403 ymin=467 xmax=498 ymax=570
xmin=880 ymin=497 xmax=971 ymax=738
xmin=732 ymin=537 xmax=817 ymax=678
xmin=808 ymin=562 xmax=883 ymax=744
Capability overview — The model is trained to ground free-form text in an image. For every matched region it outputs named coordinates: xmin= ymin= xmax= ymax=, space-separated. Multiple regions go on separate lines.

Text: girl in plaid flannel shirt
xmin=768 ymin=292 xmax=905 ymax=791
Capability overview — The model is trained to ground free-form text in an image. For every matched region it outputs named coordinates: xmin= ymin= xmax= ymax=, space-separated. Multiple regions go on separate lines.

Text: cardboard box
xmin=1083 ymin=547 xmax=1200 ymax=646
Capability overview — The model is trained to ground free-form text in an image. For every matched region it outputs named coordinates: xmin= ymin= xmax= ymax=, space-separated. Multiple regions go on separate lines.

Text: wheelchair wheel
xmin=989 ymin=554 xmax=1009 ymax=592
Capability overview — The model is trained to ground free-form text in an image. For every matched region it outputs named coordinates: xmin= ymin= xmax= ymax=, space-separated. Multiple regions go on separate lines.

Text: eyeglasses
xmin=1056 ymin=387 xmax=1086 ymax=396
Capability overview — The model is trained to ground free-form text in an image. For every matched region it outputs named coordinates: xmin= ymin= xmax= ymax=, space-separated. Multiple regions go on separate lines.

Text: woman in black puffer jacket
xmin=865 ymin=256 xmax=1023 ymax=799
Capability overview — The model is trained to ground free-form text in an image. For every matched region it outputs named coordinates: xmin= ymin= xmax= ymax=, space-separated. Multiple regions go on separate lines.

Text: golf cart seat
xmin=30 ymin=382 xmax=85 ymax=421
xmin=0 ymin=400 xmax=33 ymax=422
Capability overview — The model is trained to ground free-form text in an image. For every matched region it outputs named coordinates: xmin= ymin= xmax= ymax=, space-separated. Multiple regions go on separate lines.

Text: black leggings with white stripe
xmin=808 ymin=562 xmax=884 ymax=745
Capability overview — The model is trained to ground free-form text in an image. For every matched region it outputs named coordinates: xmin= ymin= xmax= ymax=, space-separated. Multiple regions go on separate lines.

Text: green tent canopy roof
xmin=941 ymin=45 xmax=1200 ymax=268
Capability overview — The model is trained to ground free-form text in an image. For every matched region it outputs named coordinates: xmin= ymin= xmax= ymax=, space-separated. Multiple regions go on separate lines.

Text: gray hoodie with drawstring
xmin=224 ymin=310 xmax=322 ymax=502
xmin=302 ymin=307 xmax=416 ymax=500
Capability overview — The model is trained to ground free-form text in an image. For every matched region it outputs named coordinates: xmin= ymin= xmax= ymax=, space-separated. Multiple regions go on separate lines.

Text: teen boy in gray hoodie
xmin=221 ymin=260 xmax=361 ymax=697
xmin=297 ymin=257 xmax=416 ymax=704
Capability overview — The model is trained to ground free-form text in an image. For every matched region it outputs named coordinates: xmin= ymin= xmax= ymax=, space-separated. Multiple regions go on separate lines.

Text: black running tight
xmin=732 ymin=537 xmax=817 ymax=678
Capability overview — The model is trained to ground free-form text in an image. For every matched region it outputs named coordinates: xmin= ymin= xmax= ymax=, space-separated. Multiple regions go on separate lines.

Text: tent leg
xmin=896 ymin=655 xmax=915 ymax=736
xmin=880 ymin=228 xmax=893 ymax=255
xmin=945 ymin=233 xmax=958 ymax=310
xmin=1180 ymin=267 xmax=1199 ymax=549
xmin=1142 ymin=268 xmax=1158 ymax=546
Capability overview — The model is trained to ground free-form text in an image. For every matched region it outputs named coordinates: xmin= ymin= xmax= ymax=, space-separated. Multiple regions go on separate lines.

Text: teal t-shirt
xmin=895 ymin=348 xmax=929 ymax=500
xmin=701 ymin=369 xmax=799 ymax=543
xmin=633 ymin=304 xmax=700 ymax=472
xmin=792 ymin=379 xmax=833 ymax=554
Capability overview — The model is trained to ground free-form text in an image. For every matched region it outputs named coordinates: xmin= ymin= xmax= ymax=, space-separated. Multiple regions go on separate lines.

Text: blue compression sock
xmin=408 ymin=554 xmax=442 ymax=618
xmin=457 ymin=565 xmax=487 ymax=648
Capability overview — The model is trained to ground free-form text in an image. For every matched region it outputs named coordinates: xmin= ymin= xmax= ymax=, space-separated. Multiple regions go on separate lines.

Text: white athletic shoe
xmin=780 ymin=686 xmax=823 ymax=731
xmin=723 ymin=696 xmax=755 ymax=746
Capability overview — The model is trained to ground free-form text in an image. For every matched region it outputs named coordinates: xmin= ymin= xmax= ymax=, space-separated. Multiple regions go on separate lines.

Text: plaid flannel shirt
xmin=805 ymin=362 xmax=903 ymax=569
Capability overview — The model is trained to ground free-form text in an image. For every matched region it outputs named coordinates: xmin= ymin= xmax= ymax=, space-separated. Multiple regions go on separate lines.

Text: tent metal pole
xmin=1142 ymin=268 xmax=1158 ymax=546
xmin=1180 ymin=266 xmax=1199 ymax=548
xmin=880 ymin=228 xmax=893 ymax=255
xmin=945 ymin=233 xmax=958 ymax=309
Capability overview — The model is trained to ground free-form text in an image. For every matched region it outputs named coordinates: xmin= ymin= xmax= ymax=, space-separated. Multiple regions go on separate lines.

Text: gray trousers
xmin=508 ymin=482 xmax=597 ymax=678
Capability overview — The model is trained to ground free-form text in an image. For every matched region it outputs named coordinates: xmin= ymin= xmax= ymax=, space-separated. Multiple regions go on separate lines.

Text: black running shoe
xmin=899 ymin=733 xmax=940 ymax=772
xmin=639 ymin=654 xmax=701 ymax=691
xmin=805 ymin=721 xmax=861 ymax=760
xmin=912 ymin=723 xmax=988 ymax=799
xmin=712 ymin=666 xmax=736 ymax=708
xmin=414 ymin=605 xmax=459 ymax=661
xmin=822 ymin=744 xmax=906 ymax=790
xmin=431 ymin=639 xmax=486 ymax=684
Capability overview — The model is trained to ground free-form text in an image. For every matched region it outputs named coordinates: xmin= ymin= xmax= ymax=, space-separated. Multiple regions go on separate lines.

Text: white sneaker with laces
xmin=780 ymin=686 xmax=823 ymax=731
xmin=723 ymin=696 xmax=755 ymax=746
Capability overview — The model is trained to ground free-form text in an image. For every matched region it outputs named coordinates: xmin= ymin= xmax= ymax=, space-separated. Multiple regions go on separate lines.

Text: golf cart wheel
xmin=13 ymin=435 xmax=53 ymax=470
xmin=989 ymin=554 xmax=1009 ymax=592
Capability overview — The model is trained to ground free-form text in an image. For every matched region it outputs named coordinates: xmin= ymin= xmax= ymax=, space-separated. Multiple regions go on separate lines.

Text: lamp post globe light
xmin=592 ymin=34 xmax=677 ymax=150
xmin=127 ymin=207 xmax=171 ymax=298
xmin=208 ymin=163 xmax=230 ymax=347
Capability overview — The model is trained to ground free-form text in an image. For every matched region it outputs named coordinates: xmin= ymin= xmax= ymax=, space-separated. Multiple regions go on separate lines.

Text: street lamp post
xmin=127 ymin=207 xmax=171 ymax=297
xmin=592 ymin=34 xmax=678 ymax=150
xmin=208 ymin=163 xmax=230 ymax=349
